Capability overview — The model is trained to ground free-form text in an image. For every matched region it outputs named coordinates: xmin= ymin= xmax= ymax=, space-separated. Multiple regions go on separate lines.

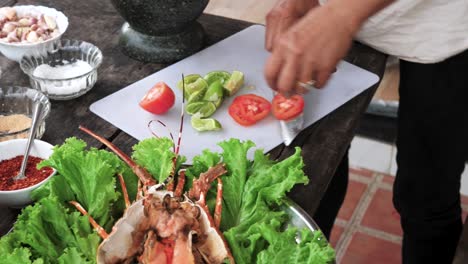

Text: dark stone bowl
xmin=111 ymin=0 xmax=209 ymax=36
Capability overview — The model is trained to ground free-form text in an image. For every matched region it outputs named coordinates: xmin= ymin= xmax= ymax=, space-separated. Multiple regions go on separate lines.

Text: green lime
xmin=197 ymin=102 xmax=217 ymax=118
xmin=185 ymin=78 xmax=208 ymax=96
xmin=185 ymin=101 xmax=205 ymax=115
xmin=191 ymin=116 xmax=222 ymax=132
xmin=187 ymin=89 xmax=205 ymax=103
xmin=177 ymin=74 xmax=202 ymax=90
xmin=214 ymin=97 xmax=223 ymax=108
xmin=185 ymin=101 xmax=216 ymax=117
xmin=204 ymin=71 xmax=231 ymax=86
xmin=203 ymin=80 xmax=224 ymax=102
xmin=224 ymin=70 xmax=244 ymax=96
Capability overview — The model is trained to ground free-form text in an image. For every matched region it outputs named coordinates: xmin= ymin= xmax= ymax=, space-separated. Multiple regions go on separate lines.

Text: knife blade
xmin=280 ymin=113 xmax=304 ymax=146
xmin=278 ymin=80 xmax=317 ymax=146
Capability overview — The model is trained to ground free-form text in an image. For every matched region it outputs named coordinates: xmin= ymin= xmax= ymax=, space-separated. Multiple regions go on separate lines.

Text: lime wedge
xmin=177 ymin=74 xmax=202 ymax=90
xmin=204 ymin=71 xmax=231 ymax=86
xmin=185 ymin=102 xmax=205 ymax=115
xmin=214 ymin=97 xmax=223 ymax=108
xmin=224 ymin=70 xmax=244 ymax=96
xmin=187 ymin=89 xmax=205 ymax=103
xmin=203 ymin=80 xmax=224 ymax=102
xmin=197 ymin=102 xmax=217 ymax=118
xmin=185 ymin=101 xmax=216 ymax=117
xmin=186 ymin=78 xmax=208 ymax=96
xmin=191 ymin=116 xmax=222 ymax=132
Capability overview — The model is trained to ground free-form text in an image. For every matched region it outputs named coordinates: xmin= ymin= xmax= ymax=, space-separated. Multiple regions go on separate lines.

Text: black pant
xmin=314 ymin=49 xmax=468 ymax=263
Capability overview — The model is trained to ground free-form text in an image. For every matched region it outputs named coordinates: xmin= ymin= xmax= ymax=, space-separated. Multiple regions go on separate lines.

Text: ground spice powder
xmin=0 ymin=155 xmax=53 ymax=191
xmin=0 ymin=114 xmax=32 ymax=142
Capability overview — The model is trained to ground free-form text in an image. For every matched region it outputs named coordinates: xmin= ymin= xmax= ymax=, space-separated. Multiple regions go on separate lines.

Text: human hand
xmin=265 ymin=0 xmax=318 ymax=51
xmin=264 ymin=4 xmax=358 ymax=95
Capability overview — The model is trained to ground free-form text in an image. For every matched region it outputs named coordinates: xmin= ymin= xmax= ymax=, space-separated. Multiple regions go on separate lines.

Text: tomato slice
xmin=272 ymin=94 xmax=305 ymax=121
xmin=139 ymin=82 xmax=175 ymax=114
xmin=228 ymin=94 xmax=271 ymax=126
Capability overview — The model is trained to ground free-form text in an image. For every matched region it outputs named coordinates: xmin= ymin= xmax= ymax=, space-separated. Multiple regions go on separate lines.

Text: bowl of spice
xmin=0 ymin=6 xmax=68 ymax=62
xmin=0 ymin=138 xmax=55 ymax=207
xmin=20 ymin=39 xmax=103 ymax=100
xmin=0 ymin=86 xmax=50 ymax=142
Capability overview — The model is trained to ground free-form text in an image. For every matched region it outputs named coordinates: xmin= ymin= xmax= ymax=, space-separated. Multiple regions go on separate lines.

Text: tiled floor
xmin=349 ymin=136 xmax=468 ymax=195
xmin=330 ymin=167 xmax=468 ymax=263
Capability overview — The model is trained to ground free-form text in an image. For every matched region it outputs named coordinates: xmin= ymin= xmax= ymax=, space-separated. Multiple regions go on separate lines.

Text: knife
xmin=278 ymin=80 xmax=315 ymax=146
xmin=280 ymin=113 xmax=304 ymax=146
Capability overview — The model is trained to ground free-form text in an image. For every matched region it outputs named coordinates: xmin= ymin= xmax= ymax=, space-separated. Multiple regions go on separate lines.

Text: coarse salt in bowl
xmin=0 ymin=5 xmax=69 ymax=62
xmin=19 ymin=39 xmax=103 ymax=100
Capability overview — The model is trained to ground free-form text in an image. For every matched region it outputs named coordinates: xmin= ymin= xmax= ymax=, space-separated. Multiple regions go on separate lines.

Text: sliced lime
xmin=185 ymin=101 xmax=205 ymax=115
xmin=197 ymin=102 xmax=217 ymax=118
xmin=177 ymin=74 xmax=202 ymax=90
xmin=214 ymin=97 xmax=223 ymax=108
xmin=186 ymin=78 xmax=208 ymax=96
xmin=185 ymin=101 xmax=216 ymax=117
xmin=191 ymin=116 xmax=222 ymax=132
xmin=203 ymin=80 xmax=224 ymax=102
xmin=204 ymin=71 xmax=231 ymax=86
xmin=187 ymin=89 xmax=205 ymax=103
xmin=224 ymin=70 xmax=244 ymax=96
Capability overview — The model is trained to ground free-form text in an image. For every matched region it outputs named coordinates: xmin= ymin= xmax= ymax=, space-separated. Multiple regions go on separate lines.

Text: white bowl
xmin=0 ymin=5 xmax=69 ymax=62
xmin=0 ymin=139 xmax=56 ymax=207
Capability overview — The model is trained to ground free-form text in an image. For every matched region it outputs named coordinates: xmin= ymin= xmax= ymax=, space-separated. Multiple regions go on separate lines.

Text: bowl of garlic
xmin=0 ymin=6 xmax=68 ymax=62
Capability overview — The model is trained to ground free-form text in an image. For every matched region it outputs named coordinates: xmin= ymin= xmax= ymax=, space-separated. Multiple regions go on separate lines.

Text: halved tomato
xmin=272 ymin=94 xmax=305 ymax=120
xmin=228 ymin=94 xmax=271 ymax=126
xmin=139 ymin=82 xmax=175 ymax=114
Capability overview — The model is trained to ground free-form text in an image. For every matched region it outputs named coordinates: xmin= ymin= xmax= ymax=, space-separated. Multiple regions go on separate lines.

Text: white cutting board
xmin=90 ymin=25 xmax=379 ymax=162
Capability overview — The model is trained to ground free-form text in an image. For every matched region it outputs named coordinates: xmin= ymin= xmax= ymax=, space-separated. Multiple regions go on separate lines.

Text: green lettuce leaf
xmin=256 ymin=221 xmax=335 ymax=264
xmin=1 ymin=247 xmax=44 ymax=264
xmin=218 ymin=139 xmax=255 ymax=230
xmin=0 ymin=197 xmax=100 ymax=264
xmin=36 ymin=137 xmax=133 ymax=227
xmin=132 ymin=138 xmax=186 ymax=183
xmin=58 ymin=248 xmax=92 ymax=264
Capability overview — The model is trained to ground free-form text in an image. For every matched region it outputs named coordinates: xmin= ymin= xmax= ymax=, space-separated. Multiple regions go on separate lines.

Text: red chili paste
xmin=0 ymin=155 xmax=53 ymax=191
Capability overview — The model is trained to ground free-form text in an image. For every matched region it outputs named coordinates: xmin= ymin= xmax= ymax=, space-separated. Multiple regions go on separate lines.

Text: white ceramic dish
xmin=0 ymin=5 xmax=69 ymax=62
xmin=0 ymin=138 xmax=56 ymax=207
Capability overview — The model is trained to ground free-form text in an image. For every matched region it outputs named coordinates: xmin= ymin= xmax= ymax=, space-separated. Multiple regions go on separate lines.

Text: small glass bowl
xmin=19 ymin=39 xmax=103 ymax=100
xmin=0 ymin=87 xmax=50 ymax=142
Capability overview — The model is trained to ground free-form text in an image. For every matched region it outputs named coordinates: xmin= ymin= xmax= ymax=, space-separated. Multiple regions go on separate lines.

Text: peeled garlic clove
xmin=43 ymin=15 xmax=56 ymax=29
xmin=6 ymin=30 xmax=18 ymax=42
xmin=16 ymin=27 xmax=29 ymax=38
xmin=18 ymin=18 xmax=30 ymax=26
xmin=0 ymin=7 xmax=16 ymax=20
xmin=21 ymin=28 xmax=30 ymax=41
xmin=26 ymin=31 xmax=38 ymax=42
xmin=2 ymin=22 xmax=16 ymax=33
xmin=15 ymin=27 xmax=21 ymax=38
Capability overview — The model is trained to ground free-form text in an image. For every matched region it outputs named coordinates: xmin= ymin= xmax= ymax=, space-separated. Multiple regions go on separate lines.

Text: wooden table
xmin=0 ymin=0 xmax=387 ymax=237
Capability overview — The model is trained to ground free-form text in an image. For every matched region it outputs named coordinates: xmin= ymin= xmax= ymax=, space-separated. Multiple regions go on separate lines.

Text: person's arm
xmin=264 ymin=0 xmax=395 ymax=95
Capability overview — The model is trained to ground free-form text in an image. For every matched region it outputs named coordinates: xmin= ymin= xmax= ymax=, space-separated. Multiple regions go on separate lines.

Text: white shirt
xmin=320 ymin=0 xmax=468 ymax=63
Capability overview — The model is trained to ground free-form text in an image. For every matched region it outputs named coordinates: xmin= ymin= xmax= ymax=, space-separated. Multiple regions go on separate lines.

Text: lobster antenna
xmin=147 ymin=120 xmax=176 ymax=153
xmin=175 ymin=74 xmax=185 ymax=155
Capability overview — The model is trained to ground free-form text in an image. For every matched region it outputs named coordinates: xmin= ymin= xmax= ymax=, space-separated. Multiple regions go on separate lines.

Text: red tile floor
xmin=329 ymin=167 xmax=468 ymax=263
